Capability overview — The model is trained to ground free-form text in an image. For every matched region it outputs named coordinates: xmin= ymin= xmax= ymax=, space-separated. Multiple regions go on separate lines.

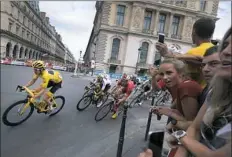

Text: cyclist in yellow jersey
xmin=155 ymin=18 xmax=216 ymax=87
xmin=24 ymin=60 xmax=63 ymax=111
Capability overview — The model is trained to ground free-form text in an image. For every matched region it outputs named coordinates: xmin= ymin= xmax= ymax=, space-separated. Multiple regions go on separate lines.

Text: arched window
xmin=6 ymin=42 xmax=12 ymax=57
xmin=12 ymin=45 xmax=18 ymax=59
xmin=19 ymin=47 xmax=24 ymax=58
xmin=24 ymin=49 xmax=28 ymax=59
xmin=139 ymin=42 xmax=149 ymax=63
xmin=111 ymin=38 xmax=120 ymax=60
xmin=29 ymin=50 xmax=32 ymax=59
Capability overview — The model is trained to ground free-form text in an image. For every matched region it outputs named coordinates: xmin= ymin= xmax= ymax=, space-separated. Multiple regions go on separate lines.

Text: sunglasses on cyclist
xmin=34 ymin=68 xmax=42 ymax=71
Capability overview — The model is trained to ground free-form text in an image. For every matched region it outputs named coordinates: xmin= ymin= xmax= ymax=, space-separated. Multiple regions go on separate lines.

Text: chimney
xmin=57 ymin=34 xmax=61 ymax=41
xmin=40 ymin=12 xmax=46 ymax=19
xmin=46 ymin=17 xmax=49 ymax=24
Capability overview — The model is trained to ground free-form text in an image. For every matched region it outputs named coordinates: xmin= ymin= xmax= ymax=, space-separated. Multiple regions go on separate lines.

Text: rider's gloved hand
xmin=31 ymin=89 xmax=36 ymax=93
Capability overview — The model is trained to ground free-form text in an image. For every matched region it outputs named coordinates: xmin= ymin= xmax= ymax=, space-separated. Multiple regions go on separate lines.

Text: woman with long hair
xmin=150 ymin=58 xmax=202 ymax=123
xmin=169 ymin=26 xmax=232 ymax=157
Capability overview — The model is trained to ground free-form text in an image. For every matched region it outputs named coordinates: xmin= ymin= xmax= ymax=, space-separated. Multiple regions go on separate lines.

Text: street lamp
xmin=79 ymin=51 xmax=82 ymax=60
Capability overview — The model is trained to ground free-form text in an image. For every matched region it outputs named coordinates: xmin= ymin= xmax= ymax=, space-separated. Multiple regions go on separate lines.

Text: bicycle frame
xmin=17 ymin=86 xmax=34 ymax=115
xmin=84 ymin=82 xmax=95 ymax=91
xmin=17 ymin=86 xmax=55 ymax=115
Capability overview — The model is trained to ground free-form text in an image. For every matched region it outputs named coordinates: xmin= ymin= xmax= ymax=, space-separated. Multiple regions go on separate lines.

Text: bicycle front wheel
xmin=82 ymin=89 xmax=90 ymax=97
xmin=2 ymin=100 xmax=34 ymax=126
xmin=49 ymin=96 xmax=65 ymax=117
xmin=76 ymin=96 xmax=92 ymax=111
xmin=95 ymin=101 xmax=114 ymax=122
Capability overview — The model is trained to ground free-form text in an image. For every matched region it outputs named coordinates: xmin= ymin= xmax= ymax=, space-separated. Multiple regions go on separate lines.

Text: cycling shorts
xmin=47 ymin=81 xmax=62 ymax=94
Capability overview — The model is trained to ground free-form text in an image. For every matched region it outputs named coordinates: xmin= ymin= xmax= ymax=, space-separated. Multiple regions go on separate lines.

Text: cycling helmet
xmin=125 ymin=75 xmax=130 ymax=80
xmin=103 ymin=74 xmax=109 ymax=79
xmin=32 ymin=60 xmax=45 ymax=70
xmin=97 ymin=74 xmax=103 ymax=79
xmin=122 ymin=73 xmax=127 ymax=79
xmin=136 ymin=77 xmax=141 ymax=83
xmin=130 ymin=75 xmax=137 ymax=84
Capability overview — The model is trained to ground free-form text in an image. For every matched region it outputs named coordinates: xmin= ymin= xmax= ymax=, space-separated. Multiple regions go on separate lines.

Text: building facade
xmin=0 ymin=1 xmax=73 ymax=65
xmin=65 ymin=47 xmax=76 ymax=65
xmin=84 ymin=0 xmax=219 ymax=75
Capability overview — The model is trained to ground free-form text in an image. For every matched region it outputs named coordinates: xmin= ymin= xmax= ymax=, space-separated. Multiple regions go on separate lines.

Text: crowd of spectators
xmin=138 ymin=18 xmax=231 ymax=157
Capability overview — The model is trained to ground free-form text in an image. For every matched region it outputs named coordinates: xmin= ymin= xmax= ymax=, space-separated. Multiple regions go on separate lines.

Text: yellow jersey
xmin=186 ymin=43 xmax=214 ymax=56
xmin=33 ymin=69 xmax=63 ymax=88
xmin=185 ymin=42 xmax=214 ymax=87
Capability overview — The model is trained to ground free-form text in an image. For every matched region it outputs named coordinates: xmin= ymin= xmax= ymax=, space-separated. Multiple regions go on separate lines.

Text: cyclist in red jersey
xmin=112 ymin=76 xmax=135 ymax=119
xmin=117 ymin=73 xmax=127 ymax=86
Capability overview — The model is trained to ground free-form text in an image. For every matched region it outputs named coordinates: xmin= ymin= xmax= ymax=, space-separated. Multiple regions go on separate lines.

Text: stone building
xmin=0 ymin=1 xmax=70 ymax=64
xmin=84 ymin=0 xmax=219 ymax=75
xmin=65 ymin=47 xmax=76 ymax=65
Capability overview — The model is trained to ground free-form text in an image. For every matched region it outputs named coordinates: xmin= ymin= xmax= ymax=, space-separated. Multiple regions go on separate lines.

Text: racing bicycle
xmin=128 ymin=91 xmax=146 ymax=108
xmin=2 ymin=85 xmax=65 ymax=126
xmin=94 ymin=93 xmax=124 ymax=122
xmin=82 ymin=81 xmax=96 ymax=98
xmin=76 ymin=85 xmax=109 ymax=111
xmin=128 ymin=79 xmax=150 ymax=101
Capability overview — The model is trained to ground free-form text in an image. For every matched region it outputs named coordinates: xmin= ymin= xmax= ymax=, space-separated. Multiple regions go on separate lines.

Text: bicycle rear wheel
xmin=49 ymin=96 xmax=65 ymax=117
xmin=129 ymin=92 xmax=144 ymax=108
xmin=95 ymin=101 xmax=114 ymax=122
xmin=76 ymin=96 xmax=92 ymax=111
xmin=2 ymin=99 xmax=34 ymax=126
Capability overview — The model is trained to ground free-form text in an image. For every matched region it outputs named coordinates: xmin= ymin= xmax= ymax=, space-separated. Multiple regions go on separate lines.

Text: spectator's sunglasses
xmin=202 ymin=114 xmax=232 ymax=140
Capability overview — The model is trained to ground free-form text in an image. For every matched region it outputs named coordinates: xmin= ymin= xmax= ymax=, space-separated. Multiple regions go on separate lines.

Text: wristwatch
xmin=172 ymin=130 xmax=187 ymax=142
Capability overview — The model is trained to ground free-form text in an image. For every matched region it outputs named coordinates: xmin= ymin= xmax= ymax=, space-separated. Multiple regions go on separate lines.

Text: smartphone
xmin=158 ymin=33 xmax=165 ymax=43
xmin=148 ymin=131 xmax=165 ymax=157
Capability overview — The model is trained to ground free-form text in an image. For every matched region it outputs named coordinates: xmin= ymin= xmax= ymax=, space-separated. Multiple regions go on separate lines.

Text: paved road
xmin=1 ymin=65 xmax=168 ymax=157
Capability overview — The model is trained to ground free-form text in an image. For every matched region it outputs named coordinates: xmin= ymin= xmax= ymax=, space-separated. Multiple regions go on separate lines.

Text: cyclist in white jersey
xmin=101 ymin=74 xmax=111 ymax=92
xmin=97 ymin=74 xmax=112 ymax=107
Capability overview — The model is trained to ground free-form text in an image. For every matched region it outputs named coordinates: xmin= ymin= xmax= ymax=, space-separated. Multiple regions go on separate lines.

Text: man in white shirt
xmin=90 ymin=58 xmax=95 ymax=76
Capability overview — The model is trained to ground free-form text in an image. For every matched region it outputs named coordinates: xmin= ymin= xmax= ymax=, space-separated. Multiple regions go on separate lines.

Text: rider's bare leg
xmin=44 ymin=92 xmax=53 ymax=110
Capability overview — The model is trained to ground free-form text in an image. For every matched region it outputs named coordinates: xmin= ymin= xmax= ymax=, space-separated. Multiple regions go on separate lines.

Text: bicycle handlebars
xmin=108 ymin=92 xmax=119 ymax=101
xmin=16 ymin=85 xmax=25 ymax=92
xmin=16 ymin=85 xmax=35 ymax=97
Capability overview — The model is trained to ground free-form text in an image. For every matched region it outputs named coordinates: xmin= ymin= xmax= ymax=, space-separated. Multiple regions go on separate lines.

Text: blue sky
xmin=39 ymin=1 xmax=231 ymax=60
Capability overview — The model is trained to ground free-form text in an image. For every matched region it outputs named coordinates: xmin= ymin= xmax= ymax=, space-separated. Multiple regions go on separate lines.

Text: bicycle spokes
xmin=18 ymin=103 xmax=25 ymax=115
xmin=19 ymin=102 xmax=31 ymax=115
